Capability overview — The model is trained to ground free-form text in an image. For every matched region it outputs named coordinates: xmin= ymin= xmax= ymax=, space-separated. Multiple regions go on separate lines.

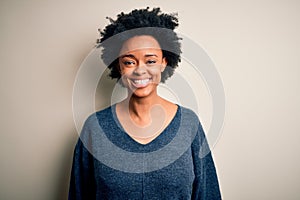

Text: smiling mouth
xmin=130 ymin=78 xmax=152 ymax=88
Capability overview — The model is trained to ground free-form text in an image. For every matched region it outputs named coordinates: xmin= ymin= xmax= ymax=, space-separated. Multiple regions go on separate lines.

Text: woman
xmin=69 ymin=7 xmax=221 ymax=200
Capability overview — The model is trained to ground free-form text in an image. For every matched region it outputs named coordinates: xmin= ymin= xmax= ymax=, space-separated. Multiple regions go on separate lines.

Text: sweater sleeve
xmin=191 ymin=123 xmax=222 ymax=200
xmin=68 ymin=138 xmax=96 ymax=200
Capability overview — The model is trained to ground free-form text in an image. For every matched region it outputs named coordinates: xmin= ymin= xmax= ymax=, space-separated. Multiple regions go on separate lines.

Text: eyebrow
xmin=144 ymin=54 xmax=158 ymax=57
xmin=120 ymin=54 xmax=158 ymax=59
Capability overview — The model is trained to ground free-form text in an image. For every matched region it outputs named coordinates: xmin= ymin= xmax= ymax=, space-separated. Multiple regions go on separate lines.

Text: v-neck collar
xmin=96 ymin=104 xmax=181 ymax=153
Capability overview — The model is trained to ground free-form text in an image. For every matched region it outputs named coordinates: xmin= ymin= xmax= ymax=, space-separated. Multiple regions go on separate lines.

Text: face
xmin=118 ymin=35 xmax=167 ymax=98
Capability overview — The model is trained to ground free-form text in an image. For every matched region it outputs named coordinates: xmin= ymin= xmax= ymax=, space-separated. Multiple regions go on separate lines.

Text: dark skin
xmin=115 ymin=35 xmax=178 ymax=145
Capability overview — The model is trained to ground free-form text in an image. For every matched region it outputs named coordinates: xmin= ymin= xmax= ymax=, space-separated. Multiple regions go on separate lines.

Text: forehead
xmin=119 ymin=35 xmax=162 ymax=55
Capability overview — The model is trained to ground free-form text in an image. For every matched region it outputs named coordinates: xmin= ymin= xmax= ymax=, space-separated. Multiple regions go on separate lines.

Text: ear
xmin=161 ymin=57 xmax=167 ymax=72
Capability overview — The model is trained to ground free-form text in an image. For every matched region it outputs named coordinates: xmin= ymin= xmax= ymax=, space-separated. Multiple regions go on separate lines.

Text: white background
xmin=0 ymin=0 xmax=299 ymax=199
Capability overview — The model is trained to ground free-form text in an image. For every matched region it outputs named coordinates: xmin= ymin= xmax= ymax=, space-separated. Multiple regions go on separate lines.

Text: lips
xmin=130 ymin=78 xmax=152 ymax=88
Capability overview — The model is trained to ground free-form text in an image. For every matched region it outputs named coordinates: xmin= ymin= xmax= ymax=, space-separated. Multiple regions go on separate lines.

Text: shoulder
xmin=78 ymin=105 xmax=115 ymax=144
xmin=95 ymin=105 xmax=113 ymax=120
xmin=81 ymin=105 xmax=113 ymax=132
xmin=178 ymin=105 xmax=200 ymax=125
xmin=177 ymin=105 xmax=207 ymax=143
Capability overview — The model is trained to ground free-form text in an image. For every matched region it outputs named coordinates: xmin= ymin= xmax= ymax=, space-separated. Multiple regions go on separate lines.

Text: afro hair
xmin=96 ymin=7 xmax=182 ymax=83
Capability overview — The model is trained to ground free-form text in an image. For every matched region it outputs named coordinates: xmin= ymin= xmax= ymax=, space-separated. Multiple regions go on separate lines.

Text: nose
xmin=133 ymin=63 xmax=147 ymax=75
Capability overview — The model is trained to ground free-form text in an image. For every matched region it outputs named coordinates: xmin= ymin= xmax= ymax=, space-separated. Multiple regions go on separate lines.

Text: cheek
xmin=148 ymin=68 xmax=163 ymax=84
xmin=119 ymin=66 xmax=133 ymax=76
xmin=118 ymin=67 xmax=130 ymax=86
xmin=148 ymin=67 xmax=162 ymax=77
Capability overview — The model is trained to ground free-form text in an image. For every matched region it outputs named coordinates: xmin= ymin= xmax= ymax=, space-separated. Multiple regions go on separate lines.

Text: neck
xmin=125 ymin=91 xmax=162 ymax=119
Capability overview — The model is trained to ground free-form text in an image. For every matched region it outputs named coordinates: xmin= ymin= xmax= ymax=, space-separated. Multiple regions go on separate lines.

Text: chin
xmin=129 ymin=84 xmax=156 ymax=98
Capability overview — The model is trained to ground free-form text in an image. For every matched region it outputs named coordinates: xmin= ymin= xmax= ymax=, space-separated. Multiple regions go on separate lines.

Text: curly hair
xmin=96 ymin=7 xmax=182 ymax=83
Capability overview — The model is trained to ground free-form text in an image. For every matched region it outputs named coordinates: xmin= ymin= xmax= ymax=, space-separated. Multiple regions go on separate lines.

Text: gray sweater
xmin=69 ymin=105 xmax=221 ymax=199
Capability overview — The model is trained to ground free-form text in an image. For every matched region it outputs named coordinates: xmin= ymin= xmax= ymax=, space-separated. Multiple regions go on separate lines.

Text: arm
xmin=68 ymin=138 xmax=96 ymax=200
xmin=191 ymin=123 xmax=222 ymax=200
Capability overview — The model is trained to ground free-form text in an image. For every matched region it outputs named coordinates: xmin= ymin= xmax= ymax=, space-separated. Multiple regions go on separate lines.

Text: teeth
xmin=133 ymin=79 xmax=150 ymax=84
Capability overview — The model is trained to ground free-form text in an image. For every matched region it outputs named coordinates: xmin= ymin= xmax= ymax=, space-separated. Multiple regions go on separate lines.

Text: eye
xmin=146 ymin=60 xmax=157 ymax=65
xmin=123 ymin=60 xmax=135 ymax=66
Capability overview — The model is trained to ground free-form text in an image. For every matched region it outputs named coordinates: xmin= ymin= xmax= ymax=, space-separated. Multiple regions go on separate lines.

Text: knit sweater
xmin=68 ymin=105 xmax=221 ymax=200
